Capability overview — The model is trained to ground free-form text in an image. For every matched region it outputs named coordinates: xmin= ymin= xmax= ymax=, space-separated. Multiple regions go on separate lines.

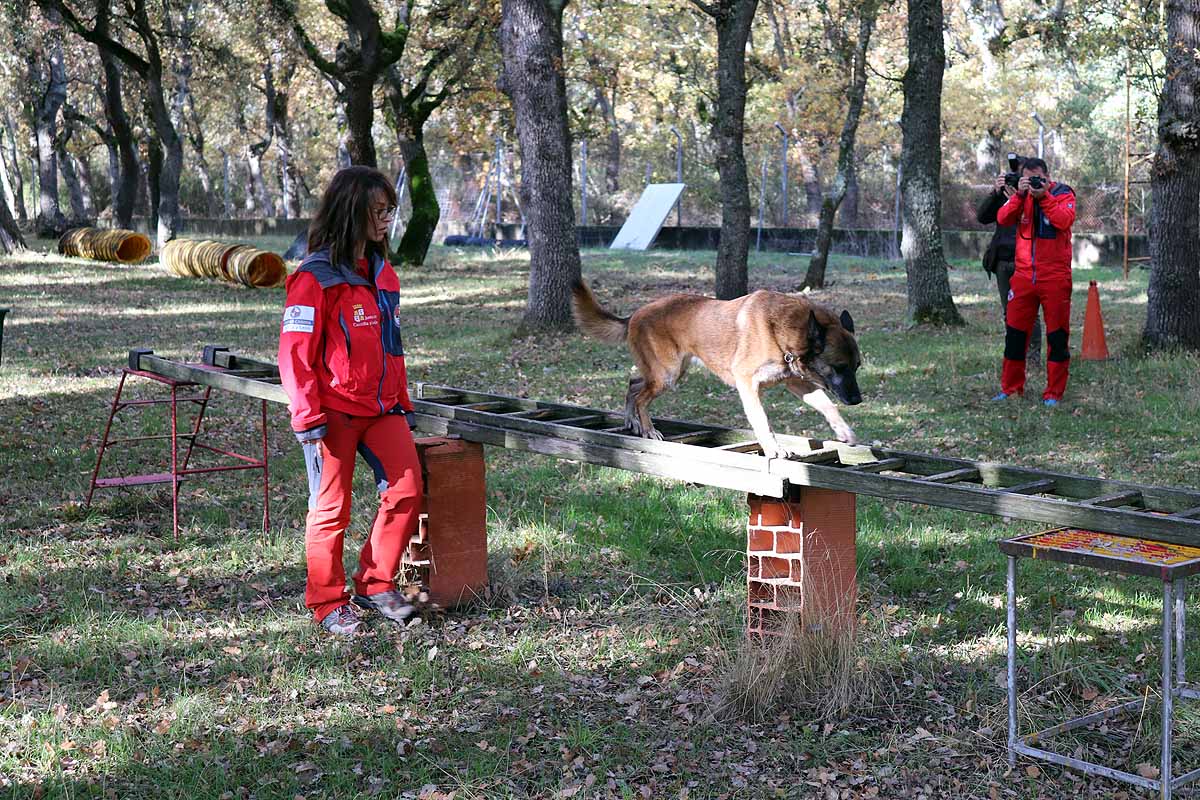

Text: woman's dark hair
xmin=307 ymin=166 xmax=398 ymax=268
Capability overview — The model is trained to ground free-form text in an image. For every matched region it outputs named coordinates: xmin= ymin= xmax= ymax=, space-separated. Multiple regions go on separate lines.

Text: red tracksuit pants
xmin=302 ymin=411 xmax=423 ymax=623
xmin=1001 ymin=270 xmax=1072 ymax=401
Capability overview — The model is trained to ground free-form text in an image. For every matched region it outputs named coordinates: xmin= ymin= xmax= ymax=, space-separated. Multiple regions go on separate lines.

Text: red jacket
xmin=995 ymin=182 xmax=1076 ymax=282
xmin=278 ymin=248 xmax=413 ymax=440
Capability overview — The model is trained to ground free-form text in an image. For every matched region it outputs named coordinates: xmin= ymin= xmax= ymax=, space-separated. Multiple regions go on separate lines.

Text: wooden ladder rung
xmin=1005 ymin=479 xmax=1057 ymax=495
xmin=851 ymin=457 xmax=906 ymax=473
xmin=505 ymin=408 xmax=557 ymax=419
xmin=923 ymin=467 xmax=981 ymax=484
xmin=551 ymin=414 xmax=606 ymax=426
xmin=1082 ymin=491 xmax=1143 ymax=508
xmin=1171 ymin=506 xmax=1200 ymax=520
xmin=665 ymin=430 xmax=714 ymax=443
xmin=461 ymin=401 xmax=512 ymax=412
xmin=715 ymin=441 xmax=762 ymax=453
xmin=789 ymin=450 xmax=841 ymax=464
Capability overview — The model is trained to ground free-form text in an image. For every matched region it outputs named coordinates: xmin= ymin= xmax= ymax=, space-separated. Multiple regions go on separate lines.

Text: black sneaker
xmin=352 ymin=590 xmax=418 ymax=624
xmin=319 ymin=604 xmax=362 ymax=636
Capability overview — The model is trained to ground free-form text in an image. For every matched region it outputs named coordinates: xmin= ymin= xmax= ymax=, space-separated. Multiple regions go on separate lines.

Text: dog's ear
xmin=808 ymin=313 xmax=827 ymax=354
xmin=840 ymin=310 xmax=855 ymax=334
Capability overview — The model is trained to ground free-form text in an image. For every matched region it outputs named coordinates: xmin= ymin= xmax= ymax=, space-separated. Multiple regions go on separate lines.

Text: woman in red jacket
xmin=278 ymin=166 xmax=423 ymax=635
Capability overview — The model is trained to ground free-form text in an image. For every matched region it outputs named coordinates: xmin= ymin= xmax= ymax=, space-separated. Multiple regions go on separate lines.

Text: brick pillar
xmin=402 ymin=437 xmax=488 ymax=609
xmin=746 ymin=486 xmax=857 ymax=637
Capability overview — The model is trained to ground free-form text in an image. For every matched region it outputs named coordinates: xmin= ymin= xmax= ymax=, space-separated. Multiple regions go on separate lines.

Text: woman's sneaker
xmin=352 ymin=590 xmax=418 ymax=624
xmin=320 ymin=604 xmax=362 ymax=636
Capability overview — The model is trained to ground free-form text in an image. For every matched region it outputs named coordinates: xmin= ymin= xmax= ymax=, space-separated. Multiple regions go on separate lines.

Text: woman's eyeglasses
xmin=372 ymin=206 xmax=398 ymax=222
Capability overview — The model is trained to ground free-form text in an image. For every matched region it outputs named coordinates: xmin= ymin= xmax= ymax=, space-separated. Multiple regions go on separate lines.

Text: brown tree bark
xmin=3 ymin=113 xmax=28 ymax=225
xmin=27 ymin=10 xmax=68 ymax=235
xmin=95 ymin=1 xmax=137 ymax=229
xmin=900 ymin=0 xmax=963 ymax=325
xmin=1145 ymin=0 xmax=1200 ymax=350
xmin=803 ymin=3 xmax=876 ymax=290
xmin=500 ymin=0 xmax=582 ymax=331
xmin=694 ymin=0 xmax=759 ymax=300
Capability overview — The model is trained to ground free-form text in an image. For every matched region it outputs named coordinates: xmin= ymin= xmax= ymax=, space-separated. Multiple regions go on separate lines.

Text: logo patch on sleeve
xmin=282 ymin=305 xmax=316 ymax=334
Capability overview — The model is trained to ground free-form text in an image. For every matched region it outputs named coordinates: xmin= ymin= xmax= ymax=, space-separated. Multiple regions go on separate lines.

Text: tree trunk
xmin=707 ymin=0 xmax=759 ymax=300
xmin=272 ymin=59 xmax=302 ymax=218
xmin=56 ymin=137 xmax=88 ymax=222
xmin=0 ymin=129 xmax=19 ymax=222
xmin=394 ymin=132 xmax=440 ymax=267
xmin=75 ymin=153 xmax=94 ymax=218
xmin=3 ymin=114 xmax=28 ymax=225
xmin=146 ymin=137 xmax=162 ymax=235
xmin=900 ymin=0 xmax=963 ymax=325
xmin=0 ymin=191 xmax=25 ymax=254
xmin=99 ymin=47 xmax=137 ymax=228
xmin=803 ymin=5 xmax=875 ymax=290
xmin=797 ymin=140 xmax=823 ymax=220
xmin=29 ymin=20 xmax=68 ymax=235
xmin=344 ymin=83 xmax=378 ymax=168
xmin=840 ymin=158 xmax=859 ymax=227
xmin=247 ymin=143 xmax=274 ymax=217
xmin=1144 ymin=0 xmax=1200 ymax=350
xmin=500 ymin=0 xmax=582 ymax=331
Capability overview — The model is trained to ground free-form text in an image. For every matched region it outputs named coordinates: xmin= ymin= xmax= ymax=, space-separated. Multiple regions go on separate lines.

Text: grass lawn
xmin=2 ymin=237 xmax=1199 ymax=799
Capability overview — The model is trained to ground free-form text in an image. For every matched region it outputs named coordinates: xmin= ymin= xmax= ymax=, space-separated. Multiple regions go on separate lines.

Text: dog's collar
xmin=784 ymin=352 xmax=796 ymax=364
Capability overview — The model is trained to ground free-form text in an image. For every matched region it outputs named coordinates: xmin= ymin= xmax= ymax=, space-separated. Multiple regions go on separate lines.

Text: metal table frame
xmin=1001 ymin=528 xmax=1200 ymax=798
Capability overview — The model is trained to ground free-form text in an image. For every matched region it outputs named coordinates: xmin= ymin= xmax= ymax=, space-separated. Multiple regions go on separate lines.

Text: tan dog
xmin=571 ymin=281 xmax=863 ymax=459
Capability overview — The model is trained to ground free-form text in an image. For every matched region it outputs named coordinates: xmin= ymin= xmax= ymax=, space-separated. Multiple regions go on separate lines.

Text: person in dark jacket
xmin=977 ymin=163 xmax=1041 ymax=364
xmin=278 ymin=166 xmax=424 ymax=636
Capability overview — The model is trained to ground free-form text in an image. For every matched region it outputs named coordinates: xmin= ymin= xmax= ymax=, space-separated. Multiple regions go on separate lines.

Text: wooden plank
xmin=850 ymin=458 xmax=907 ymax=474
xmin=506 ymin=409 xmax=559 ymax=420
xmin=1082 ymin=491 xmax=1143 ymax=508
xmin=1173 ymin=507 xmax=1200 ymax=520
xmin=412 ymin=413 xmax=786 ymax=497
xmin=792 ymin=450 xmax=841 ymax=465
xmin=766 ymin=459 xmax=1200 ymax=546
xmin=1005 ymin=479 xmax=1057 ymax=495
xmin=461 ymin=401 xmax=513 ymax=412
xmin=923 ymin=467 xmax=981 ymax=484
xmin=135 ymin=355 xmax=289 ymax=405
xmin=665 ymin=430 xmax=716 ymax=444
xmin=552 ymin=414 xmax=607 ymax=426
xmin=715 ymin=441 xmax=762 ymax=453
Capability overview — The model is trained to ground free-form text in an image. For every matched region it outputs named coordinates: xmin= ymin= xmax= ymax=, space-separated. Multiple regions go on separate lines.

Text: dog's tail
xmin=571 ymin=279 xmax=628 ymax=343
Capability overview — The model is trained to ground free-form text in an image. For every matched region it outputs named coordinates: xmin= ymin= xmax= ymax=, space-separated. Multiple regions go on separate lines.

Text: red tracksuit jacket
xmin=278 ymin=248 xmax=413 ymax=440
xmin=995 ymin=182 xmax=1076 ymax=282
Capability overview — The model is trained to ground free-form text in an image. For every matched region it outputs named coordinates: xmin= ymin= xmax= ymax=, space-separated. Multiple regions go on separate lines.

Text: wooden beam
xmin=412 ymin=413 xmax=787 ymax=497
xmin=715 ymin=441 xmax=762 ymax=453
xmin=1005 ymin=479 xmax=1058 ymax=495
xmin=551 ymin=414 xmax=607 ymax=426
xmin=1173 ymin=507 xmax=1200 ymax=520
xmin=1082 ymin=491 xmax=1143 ymax=508
xmin=461 ymin=401 xmax=513 ymax=412
xmin=924 ymin=467 xmax=981 ymax=484
xmin=850 ymin=458 xmax=907 ymax=473
xmin=665 ymin=430 xmax=715 ymax=444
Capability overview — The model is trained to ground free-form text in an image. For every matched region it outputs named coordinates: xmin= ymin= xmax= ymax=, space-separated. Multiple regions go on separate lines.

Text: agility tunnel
xmin=160 ymin=239 xmax=287 ymax=288
xmin=58 ymin=227 xmax=153 ymax=264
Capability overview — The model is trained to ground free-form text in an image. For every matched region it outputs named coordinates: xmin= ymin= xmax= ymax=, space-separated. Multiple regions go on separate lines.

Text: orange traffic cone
xmin=1080 ymin=280 xmax=1109 ymax=360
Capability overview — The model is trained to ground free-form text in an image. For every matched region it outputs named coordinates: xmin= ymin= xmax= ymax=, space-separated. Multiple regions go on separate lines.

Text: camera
xmin=1003 ymin=152 xmax=1022 ymax=188
xmin=1027 ymin=175 xmax=1045 ymax=190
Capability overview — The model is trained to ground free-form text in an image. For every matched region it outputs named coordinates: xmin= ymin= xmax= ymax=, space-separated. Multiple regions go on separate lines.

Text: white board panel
xmin=609 ymin=183 xmax=685 ymax=251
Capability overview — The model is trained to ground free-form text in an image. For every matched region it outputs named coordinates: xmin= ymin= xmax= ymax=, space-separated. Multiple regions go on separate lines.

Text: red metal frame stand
xmin=86 ymin=367 xmax=270 ymax=539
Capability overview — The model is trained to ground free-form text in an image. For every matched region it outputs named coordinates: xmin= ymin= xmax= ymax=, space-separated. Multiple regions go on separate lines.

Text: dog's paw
xmin=645 ymin=427 xmax=664 ymax=441
xmin=761 ymin=442 xmax=793 ymax=460
xmin=833 ymin=424 xmax=858 ymax=446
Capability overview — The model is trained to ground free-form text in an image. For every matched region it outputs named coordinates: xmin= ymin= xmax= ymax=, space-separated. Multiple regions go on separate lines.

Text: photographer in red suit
xmin=992 ymin=158 xmax=1076 ymax=406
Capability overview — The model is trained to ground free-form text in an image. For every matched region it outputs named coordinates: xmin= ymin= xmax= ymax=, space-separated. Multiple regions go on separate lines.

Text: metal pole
xmin=1124 ymin=68 xmax=1132 ymax=280
xmin=670 ymin=126 xmax=682 ymax=227
xmin=1162 ymin=579 xmax=1175 ymax=799
xmin=580 ymin=140 xmax=588 ymax=225
xmin=389 ymin=166 xmax=407 ymax=242
xmin=1007 ymin=556 xmax=1017 ymax=769
xmin=757 ymin=152 xmax=767 ymax=252
xmin=494 ymin=137 xmax=503 ymax=239
xmin=774 ymin=122 xmax=789 ymax=227
xmin=1032 ymin=113 xmax=1045 ymax=159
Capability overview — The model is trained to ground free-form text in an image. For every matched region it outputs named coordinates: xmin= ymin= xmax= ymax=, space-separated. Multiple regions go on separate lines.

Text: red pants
xmin=302 ymin=412 xmax=423 ymax=623
xmin=1001 ymin=271 xmax=1072 ymax=400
